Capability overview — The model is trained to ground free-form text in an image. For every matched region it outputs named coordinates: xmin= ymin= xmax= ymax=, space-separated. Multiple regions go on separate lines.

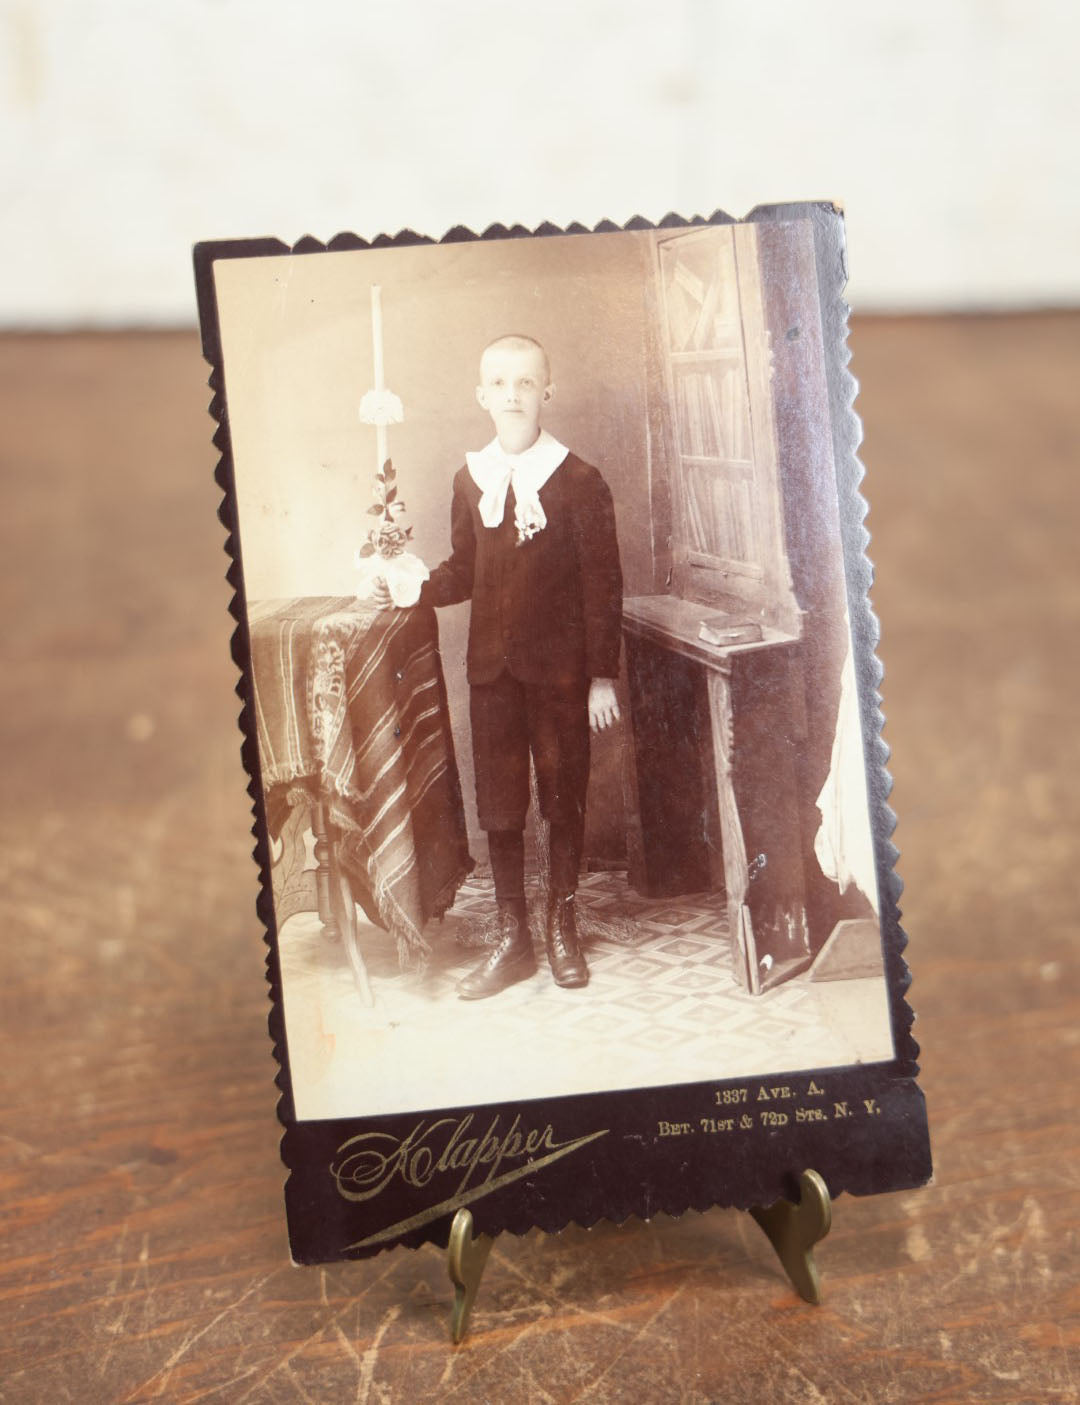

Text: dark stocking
xmin=488 ymin=828 xmax=526 ymax=911
xmin=549 ymin=818 xmax=583 ymax=899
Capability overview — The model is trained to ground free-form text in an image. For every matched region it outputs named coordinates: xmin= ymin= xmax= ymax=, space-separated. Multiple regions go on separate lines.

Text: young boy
xmin=378 ymin=334 xmax=623 ymax=998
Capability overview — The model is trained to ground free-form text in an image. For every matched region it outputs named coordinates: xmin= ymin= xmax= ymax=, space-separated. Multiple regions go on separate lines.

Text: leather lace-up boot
xmin=457 ymin=904 xmax=536 ymax=1000
xmin=545 ymin=894 xmax=589 ymax=988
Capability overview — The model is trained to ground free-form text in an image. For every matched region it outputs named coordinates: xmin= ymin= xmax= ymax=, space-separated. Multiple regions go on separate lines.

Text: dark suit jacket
xmin=421 ymin=452 xmax=623 ymax=688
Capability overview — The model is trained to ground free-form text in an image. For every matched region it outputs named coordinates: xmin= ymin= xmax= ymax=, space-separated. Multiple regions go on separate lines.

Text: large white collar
xmin=465 ymin=430 xmax=569 ymax=530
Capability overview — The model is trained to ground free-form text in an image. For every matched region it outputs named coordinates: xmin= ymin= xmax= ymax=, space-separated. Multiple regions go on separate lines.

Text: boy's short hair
xmin=480 ymin=334 xmax=551 ymax=384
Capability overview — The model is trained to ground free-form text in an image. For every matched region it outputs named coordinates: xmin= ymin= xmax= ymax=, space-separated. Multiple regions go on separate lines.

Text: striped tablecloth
xmin=248 ymin=597 xmax=473 ymax=965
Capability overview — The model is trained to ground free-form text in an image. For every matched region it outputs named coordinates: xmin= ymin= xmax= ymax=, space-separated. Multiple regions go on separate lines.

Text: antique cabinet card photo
xmin=194 ymin=206 xmax=931 ymax=1264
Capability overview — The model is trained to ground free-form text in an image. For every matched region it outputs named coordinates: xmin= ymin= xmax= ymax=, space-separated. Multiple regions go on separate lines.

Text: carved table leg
xmin=325 ymin=828 xmax=374 ymax=1007
xmin=310 ymin=798 xmax=339 ymax=943
xmin=706 ymin=669 xmax=757 ymax=992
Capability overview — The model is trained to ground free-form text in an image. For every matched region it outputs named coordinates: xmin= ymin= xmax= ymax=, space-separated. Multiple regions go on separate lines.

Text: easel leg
xmin=446 ymin=1208 xmax=493 ymax=1344
xmin=749 ymin=1169 xmax=832 ymax=1304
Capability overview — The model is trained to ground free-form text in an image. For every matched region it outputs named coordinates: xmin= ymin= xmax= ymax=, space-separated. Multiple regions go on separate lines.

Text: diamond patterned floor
xmin=279 ymin=871 xmax=895 ymax=1121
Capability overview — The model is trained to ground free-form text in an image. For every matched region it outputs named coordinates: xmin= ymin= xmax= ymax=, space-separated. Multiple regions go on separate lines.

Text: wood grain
xmin=1 ymin=320 xmax=1077 ymax=1402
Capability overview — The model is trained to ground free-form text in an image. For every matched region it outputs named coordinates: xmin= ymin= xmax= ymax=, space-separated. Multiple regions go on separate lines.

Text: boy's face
xmin=476 ymin=345 xmax=554 ymax=450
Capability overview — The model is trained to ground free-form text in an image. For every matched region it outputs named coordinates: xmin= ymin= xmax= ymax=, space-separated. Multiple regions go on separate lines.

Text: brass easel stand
xmin=446 ymin=1170 xmax=831 ymax=1343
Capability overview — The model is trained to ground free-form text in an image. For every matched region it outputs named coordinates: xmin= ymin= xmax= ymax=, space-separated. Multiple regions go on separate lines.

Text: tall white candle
xmin=371 ymin=284 xmax=385 ymax=391
xmin=371 ymin=284 xmax=388 ymax=471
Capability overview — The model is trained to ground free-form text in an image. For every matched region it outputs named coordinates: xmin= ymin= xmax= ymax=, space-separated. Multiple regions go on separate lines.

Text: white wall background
xmin=2 ymin=0 xmax=1077 ymax=325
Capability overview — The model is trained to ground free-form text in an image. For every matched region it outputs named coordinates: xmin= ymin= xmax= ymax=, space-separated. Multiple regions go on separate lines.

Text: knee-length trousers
xmin=469 ymin=671 xmax=590 ymax=845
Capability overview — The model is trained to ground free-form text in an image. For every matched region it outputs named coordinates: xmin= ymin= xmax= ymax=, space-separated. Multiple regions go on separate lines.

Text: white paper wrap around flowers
xmin=355 ymin=549 xmax=430 ymax=608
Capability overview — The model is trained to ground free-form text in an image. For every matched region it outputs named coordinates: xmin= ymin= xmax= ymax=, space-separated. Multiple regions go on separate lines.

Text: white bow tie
xmin=465 ymin=431 xmax=569 ymax=530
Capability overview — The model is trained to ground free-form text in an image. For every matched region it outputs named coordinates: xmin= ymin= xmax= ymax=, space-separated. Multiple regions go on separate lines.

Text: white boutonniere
xmin=514 ymin=496 xmax=547 ymax=546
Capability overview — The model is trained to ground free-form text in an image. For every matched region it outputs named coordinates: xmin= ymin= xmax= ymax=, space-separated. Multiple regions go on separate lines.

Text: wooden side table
xmin=622 ymin=594 xmax=811 ymax=993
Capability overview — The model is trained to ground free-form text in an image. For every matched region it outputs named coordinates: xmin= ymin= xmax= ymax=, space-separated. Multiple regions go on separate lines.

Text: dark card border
xmin=194 ymin=205 xmax=930 ymax=1265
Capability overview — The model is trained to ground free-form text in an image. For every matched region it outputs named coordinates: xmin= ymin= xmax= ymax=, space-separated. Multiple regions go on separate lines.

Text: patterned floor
xmin=279 ymin=870 xmax=895 ymax=1122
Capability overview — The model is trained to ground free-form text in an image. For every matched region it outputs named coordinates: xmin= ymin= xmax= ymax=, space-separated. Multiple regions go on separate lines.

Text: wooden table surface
xmin=2 ymin=318 xmax=1077 ymax=1403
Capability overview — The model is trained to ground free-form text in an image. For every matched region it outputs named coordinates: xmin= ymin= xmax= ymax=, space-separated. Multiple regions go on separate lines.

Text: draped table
xmin=248 ymin=597 xmax=473 ymax=1002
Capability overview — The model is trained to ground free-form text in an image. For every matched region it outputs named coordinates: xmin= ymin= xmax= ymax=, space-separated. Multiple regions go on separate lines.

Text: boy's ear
xmin=543 ymin=382 xmax=556 ymax=405
xmin=475 ymin=385 xmax=488 ymax=411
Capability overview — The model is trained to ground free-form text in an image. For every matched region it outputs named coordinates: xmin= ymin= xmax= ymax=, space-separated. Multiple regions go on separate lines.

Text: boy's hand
xmin=588 ymin=679 xmax=620 ymax=732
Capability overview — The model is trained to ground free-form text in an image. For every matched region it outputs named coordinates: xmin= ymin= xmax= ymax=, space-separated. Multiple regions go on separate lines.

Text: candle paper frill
xmin=358 ymin=389 xmax=404 ymax=427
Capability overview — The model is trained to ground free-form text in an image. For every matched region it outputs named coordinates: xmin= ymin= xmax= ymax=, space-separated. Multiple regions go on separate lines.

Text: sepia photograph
xmin=197 ymin=209 xmax=928 ymax=1259
xmin=12 ymin=4 xmax=1078 ymax=1388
